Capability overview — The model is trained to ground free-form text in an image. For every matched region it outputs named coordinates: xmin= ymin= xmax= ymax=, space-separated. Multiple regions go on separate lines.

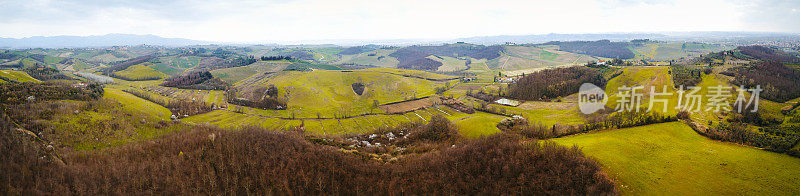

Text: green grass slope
xmin=552 ymin=122 xmax=800 ymax=195
xmin=234 ymin=70 xmax=443 ymax=118
xmin=337 ymin=48 xmax=399 ymax=67
xmin=630 ymin=43 xmax=733 ymax=61
xmin=0 ymin=70 xmax=40 ymax=83
xmin=430 ymin=55 xmax=468 ymax=72
xmin=113 ymin=64 xmax=167 ymax=80
xmin=103 ymin=88 xmax=172 ymax=121
xmin=211 ymin=60 xmax=293 ymax=84
xmin=488 ymin=45 xmax=597 ymax=71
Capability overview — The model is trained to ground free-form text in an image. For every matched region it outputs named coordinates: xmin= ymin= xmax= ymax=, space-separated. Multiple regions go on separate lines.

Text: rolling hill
xmin=231 ymin=69 xmax=448 ymax=118
xmin=552 ymin=122 xmax=800 ymax=195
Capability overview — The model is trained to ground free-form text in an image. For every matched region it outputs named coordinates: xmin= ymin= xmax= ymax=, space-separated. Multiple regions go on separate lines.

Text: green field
xmin=0 ymin=70 xmax=40 ymax=83
xmin=113 ymin=64 xmax=167 ymax=80
xmin=233 ymin=69 xmax=445 ymax=118
xmin=337 ymin=48 xmax=399 ymax=67
xmin=629 ymin=43 xmax=732 ymax=61
xmin=211 ymin=60 xmax=293 ymax=84
xmin=355 ymin=67 xmax=458 ymax=81
xmin=183 ymin=104 xmax=508 ymax=136
xmin=488 ymin=45 xmax=596 ymax=71
xmin=552 ymin=122 xmax=800 ymax=195
xmin=604 ymin=66 xmax=680 ymax=115
xmin=103 ymin=88 xmax=172 ymax=121
xmin=431 ymin=56 xmax=468 ymax=72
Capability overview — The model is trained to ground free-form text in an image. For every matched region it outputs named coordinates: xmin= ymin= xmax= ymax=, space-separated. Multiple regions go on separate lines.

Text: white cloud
xmin=0 ymin=0 xmax=794 ymax=42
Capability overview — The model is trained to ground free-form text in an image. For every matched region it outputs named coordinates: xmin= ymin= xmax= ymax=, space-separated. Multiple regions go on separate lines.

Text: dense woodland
xmin=691 ymin=117 xmax=800 ymax=156
xmin=0 ymin=81 xmax=103 ymax=105
xmin=122 ymin=89 xmax=213 ymax=117
xmin=542 ymin=40 xmax=635 ymax=59
xmin=160 ymin=71 xmax=229 ymax=90
xmin=24 ymin=67 xmax=70 ymax=81
xmin=507 ymin=66 xmax=605 ymax=101
xmin=389 ymin=48 xmax=443 ymax=71
xmin=722 ymin=60 xmax=800 ymax=102
xmin=226 ymin=87 xmax=287 ymax=110
xmin=738 ymin=45 xmax=800 ymax=63
xmin=499 ymin=111 xmax=676 ymax=139
xmin=0 ymin=112 xmax=617 ymax=194
xmin=670 ymin=64 xmax=709 ymax=87
xmin=387 ymin=44 xmax=502 ymax=71
xmin=405 ymin=44 xmax=503 ymax=60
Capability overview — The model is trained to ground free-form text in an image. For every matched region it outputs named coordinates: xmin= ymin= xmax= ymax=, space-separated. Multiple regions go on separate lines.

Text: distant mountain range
xmin=1 ymin=32 xmax=798 ymax=48
xmin=0 ymin=34 xmax=212 ymax=48
xmin=452 ymin=33 xmax=669 ymax=45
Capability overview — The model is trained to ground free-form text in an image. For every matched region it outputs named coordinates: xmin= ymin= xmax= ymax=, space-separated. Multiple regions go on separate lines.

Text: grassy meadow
xmin=552 ymin=122 xmax=800 ymax=195
xmin=113 ymin=64 xmax=168 ymax=80
xmin=0 ymin=70 xmax=40 ymax=83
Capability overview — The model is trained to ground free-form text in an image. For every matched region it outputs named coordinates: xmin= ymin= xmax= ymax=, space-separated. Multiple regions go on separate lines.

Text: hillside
xmin=231 ymin=69 xmax=446 ymax=118
xmin=112 ymin=64 xmax=167 ymax=81
xmin=552 ymin=122 xmax=800 ymax=195
xmin=0 ymin=70 xmax=40 ymax=83
xmin=488 ymin=45 xmax=598 ymax=72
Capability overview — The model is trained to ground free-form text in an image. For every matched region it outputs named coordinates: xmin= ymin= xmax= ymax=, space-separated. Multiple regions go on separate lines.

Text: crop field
xmin=552 ymin=122 xmax=800 ymax=195
xmin=0 ymin=70 xmax=40 ymax=83
xmin=113 ymin=64 xmax=168 ymax=80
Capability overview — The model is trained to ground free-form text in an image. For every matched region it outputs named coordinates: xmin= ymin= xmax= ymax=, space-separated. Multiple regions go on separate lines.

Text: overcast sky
xmin=0 ymin=0 xmax=798 ymax=43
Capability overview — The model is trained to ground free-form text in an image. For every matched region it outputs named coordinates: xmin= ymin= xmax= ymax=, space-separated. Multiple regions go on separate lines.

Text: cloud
xmin=0 ymin=0 xmax=795 ymax=42
xmin=735 ymin=0 xmax=800 ymax=32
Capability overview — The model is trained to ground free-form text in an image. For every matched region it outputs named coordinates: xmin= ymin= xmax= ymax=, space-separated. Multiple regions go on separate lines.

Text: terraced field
xmin=552 ymin=122 xmax=800 ymax=195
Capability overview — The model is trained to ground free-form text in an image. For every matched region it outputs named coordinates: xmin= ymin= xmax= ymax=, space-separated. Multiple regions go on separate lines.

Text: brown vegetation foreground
xmin=1 ymin=115 xmax=616 ymax=195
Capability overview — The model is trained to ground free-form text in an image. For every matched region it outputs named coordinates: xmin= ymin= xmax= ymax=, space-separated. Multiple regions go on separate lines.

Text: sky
xmin=0 ymin=0 xmax=798 ymax=43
